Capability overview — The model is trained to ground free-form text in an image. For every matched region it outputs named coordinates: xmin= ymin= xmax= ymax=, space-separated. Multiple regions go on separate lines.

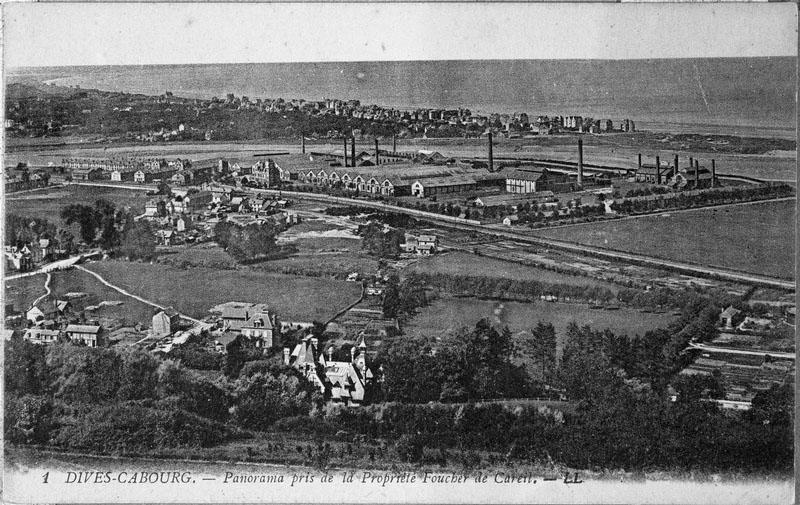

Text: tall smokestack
xmin=374 ymin=138 xmax=380 ymax=165
xmin=393 ymin=135 xmax=397 ymax=152
xmin=673 ymin=155 xmax=678 ymax=181
xmin=301 ymin=133 xmax=306 ymax=154
xmin=711 ymin=159 xmax=716 ymax=187
xmin=343 ymin=137 xmax=349 ymax=167
xmin=488 ymin=132 xmax=494 ymax=172
xmin=694 ymin=159 xmax=700 ymax=188
xmin=351 ymin=136 xmax=356 ymax=168
xmin=689 ymin=156 xmax=693 ymax=170
xmin=577 ymin=138 xmax=584 ymax=186
xmin=638 ymin=153 xmax=642 ymax=171
xmin=656 ymin=155 xmax=661 ymax=184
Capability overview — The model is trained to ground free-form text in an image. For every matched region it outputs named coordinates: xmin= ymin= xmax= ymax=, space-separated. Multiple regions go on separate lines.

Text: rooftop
xmin=65 ymin=324 xmax=101 ymax=334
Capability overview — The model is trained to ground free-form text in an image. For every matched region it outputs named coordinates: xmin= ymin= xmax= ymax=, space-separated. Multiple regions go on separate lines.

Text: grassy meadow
xmin=83 ymin=260 xmax=363 ymax=322
xmin=533 ymin=199 xmax=795 ymax=280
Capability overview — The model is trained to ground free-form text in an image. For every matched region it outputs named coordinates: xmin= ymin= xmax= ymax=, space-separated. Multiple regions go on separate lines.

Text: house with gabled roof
xmin=65 ymin=324 xmax=102 ymax=347
xmin=720 ymin=306 xmax=743 ymax=329
xmin=285 ymin=336 xmax=377 ymax=406
xmin=24 ymin=327 xmax=61 ymax=345
xmin=27 ymin=303 xmax=57 ymax=324
xmin=240 ymin=309 xmax=280 ymax=349
xmin=153 ymin=307 xmax=180 ymax=337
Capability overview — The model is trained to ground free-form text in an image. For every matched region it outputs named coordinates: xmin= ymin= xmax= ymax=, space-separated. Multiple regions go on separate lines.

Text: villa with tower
xmin=284 ymin=335 xmax=378 ymax=405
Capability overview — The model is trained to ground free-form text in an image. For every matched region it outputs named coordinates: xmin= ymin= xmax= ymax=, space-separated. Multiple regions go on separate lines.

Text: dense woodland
xmin=5 ymin=289 xmax=793 ymax=473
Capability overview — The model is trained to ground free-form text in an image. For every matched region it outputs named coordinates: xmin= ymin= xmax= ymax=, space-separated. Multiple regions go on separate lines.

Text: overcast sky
xmin=4 ymin=2 xmax=797 ymax=68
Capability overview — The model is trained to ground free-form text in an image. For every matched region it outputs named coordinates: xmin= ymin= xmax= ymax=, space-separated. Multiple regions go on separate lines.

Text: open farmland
xmin=404 ymin=297 xmax=678 ymax=351
xmin=404 ymin=251 xmax=620 ymax=292
xmin=534 ymin=199 xmax=795 ymax=280
xmin=83 ymin=260 xmax=363 ymax=322
xmin=6 ymin=184 xmax=151 ymax=222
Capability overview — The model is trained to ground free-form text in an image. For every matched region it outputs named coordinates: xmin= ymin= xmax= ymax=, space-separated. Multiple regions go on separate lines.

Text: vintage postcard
xmin=1 ymin=2 xmax=796 ymax=503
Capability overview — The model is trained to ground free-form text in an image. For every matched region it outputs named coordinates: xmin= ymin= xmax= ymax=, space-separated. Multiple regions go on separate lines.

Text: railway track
xmin=246 ymin=187 xmax=795 ymax=291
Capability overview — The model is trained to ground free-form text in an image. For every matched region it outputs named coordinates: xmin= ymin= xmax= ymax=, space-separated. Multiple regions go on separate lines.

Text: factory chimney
xmin=374 ymin=138 xmax=380 ymax=165
xmin=301 ymin=133 xmax=306 ymax=154
xmin=655 ymin=155 xmax=661 ymax=185
xmin=638 ymin=153 xmax=642 ymax=171
xmin=694 ymin=159 xmax=700 ymax=188
xmin=351 ymin=136 xmax=357 ymax=168
xmin=689 ymin=156 xmax=693 ymax=170
xmin=673 ymin=154 xmax=679 ymax=181
xmin=577 ymin=138 xmax=584 ymax=186
xmin=343 ymin=137 xmax=349 ymax=167
xmin=711 ymin=159 xmax=716 ymax=187
xmin=488 ymin=132 xmax=494 ymax=172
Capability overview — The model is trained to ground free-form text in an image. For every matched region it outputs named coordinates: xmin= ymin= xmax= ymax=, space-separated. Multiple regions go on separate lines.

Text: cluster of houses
xmin=5 ymin=238 xmax=60 ymax=272
xmin=22 ymin=299 xmax=103 ymax=347
xmin=66 ymin=156 xmax=213 ymax=185
xmin=5 ymin=165 xmax=51 ymax=193
xmin=533 ymin=116 xmax=635 ymax=135
xmin=400 ymin=233 xmax=439 ymax=255
xmin=718 ymin=305 xmax=786 ymax=334
xmin=189 ymin=93 xmax=636 ymax=140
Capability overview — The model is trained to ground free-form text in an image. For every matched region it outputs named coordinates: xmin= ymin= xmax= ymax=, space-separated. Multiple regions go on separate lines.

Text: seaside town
xmin=4 ymin=81 xmax=795 ymax=476
xmin=4 ymin=84 xmax=638 ymax=143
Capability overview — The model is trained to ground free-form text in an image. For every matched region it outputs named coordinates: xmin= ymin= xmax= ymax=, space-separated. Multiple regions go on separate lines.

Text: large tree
xmin=118 ymin=220 xmax=157 ymax=260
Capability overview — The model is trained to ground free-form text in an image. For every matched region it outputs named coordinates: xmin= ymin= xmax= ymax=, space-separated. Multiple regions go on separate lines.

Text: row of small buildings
xmin=67 ymin=157 xmax=218 ymax=185
xmin=62 ymin=157 xmax=184 ymax=172
xmin=24 ymin=324 xmax=103 ymax=347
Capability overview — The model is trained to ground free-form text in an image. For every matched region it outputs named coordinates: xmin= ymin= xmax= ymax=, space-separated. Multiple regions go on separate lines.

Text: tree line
xmin=611 ymin=184 xmax=794 ymax=214
xmin=213 ymin=220 xmax=294 ymax=263
xmin=4 ymin=303 xmax=792 ymax=473
xmin=4 ymin=338 xmax=320 ymax=454
xmin=60 ymin=199 xmax=157 ymax=260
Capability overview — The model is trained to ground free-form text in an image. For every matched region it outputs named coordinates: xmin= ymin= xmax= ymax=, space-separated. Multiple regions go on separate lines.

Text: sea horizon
xmin=8 ymin=57 xmax=797 ymax=139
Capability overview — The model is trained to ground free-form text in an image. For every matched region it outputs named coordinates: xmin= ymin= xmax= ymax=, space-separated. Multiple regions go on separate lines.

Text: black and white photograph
xmin=2 ymin=2 xmax=796 ymax=503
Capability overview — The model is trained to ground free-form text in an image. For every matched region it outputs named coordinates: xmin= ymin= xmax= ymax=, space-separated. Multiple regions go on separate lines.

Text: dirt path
xmin=28 ymin=272 xmax=52 ymax=309
xmin=75 ymin=265 xmax=201 ymax=324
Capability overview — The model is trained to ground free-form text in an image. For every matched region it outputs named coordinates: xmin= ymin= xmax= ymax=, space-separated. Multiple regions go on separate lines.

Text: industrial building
xmin=505 ymin=168 xmax=573 ymax=194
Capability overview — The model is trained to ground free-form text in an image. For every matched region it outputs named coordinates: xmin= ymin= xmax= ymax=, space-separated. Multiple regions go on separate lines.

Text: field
xmin=49 ymin=268 xmax=159 ymax=326
xmin=83 ymin=261 xmax=363 ymax=322
xmin=404 ymin=251 xmax=620 ymax=291
xmin=534 ymin=199 xmax=796 ymax=280
xmin=4 ymin=269 xmax=158 ymax=326
xmin=6 ymin=185 xmax=151 ymax=222
xmin=5 ymin=274 xmax=48 ymax=313
xmin=158 ymin=243 xmax=239 ymax=269
xmin=158 ymin=228 xmax=375 ymax=277
xmin=404 ymin=297 xmax=677 ymax=359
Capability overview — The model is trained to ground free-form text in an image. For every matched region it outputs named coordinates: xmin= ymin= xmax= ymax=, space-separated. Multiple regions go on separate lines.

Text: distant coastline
xmin=8 ymin=58 xmax=796 ymax=140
